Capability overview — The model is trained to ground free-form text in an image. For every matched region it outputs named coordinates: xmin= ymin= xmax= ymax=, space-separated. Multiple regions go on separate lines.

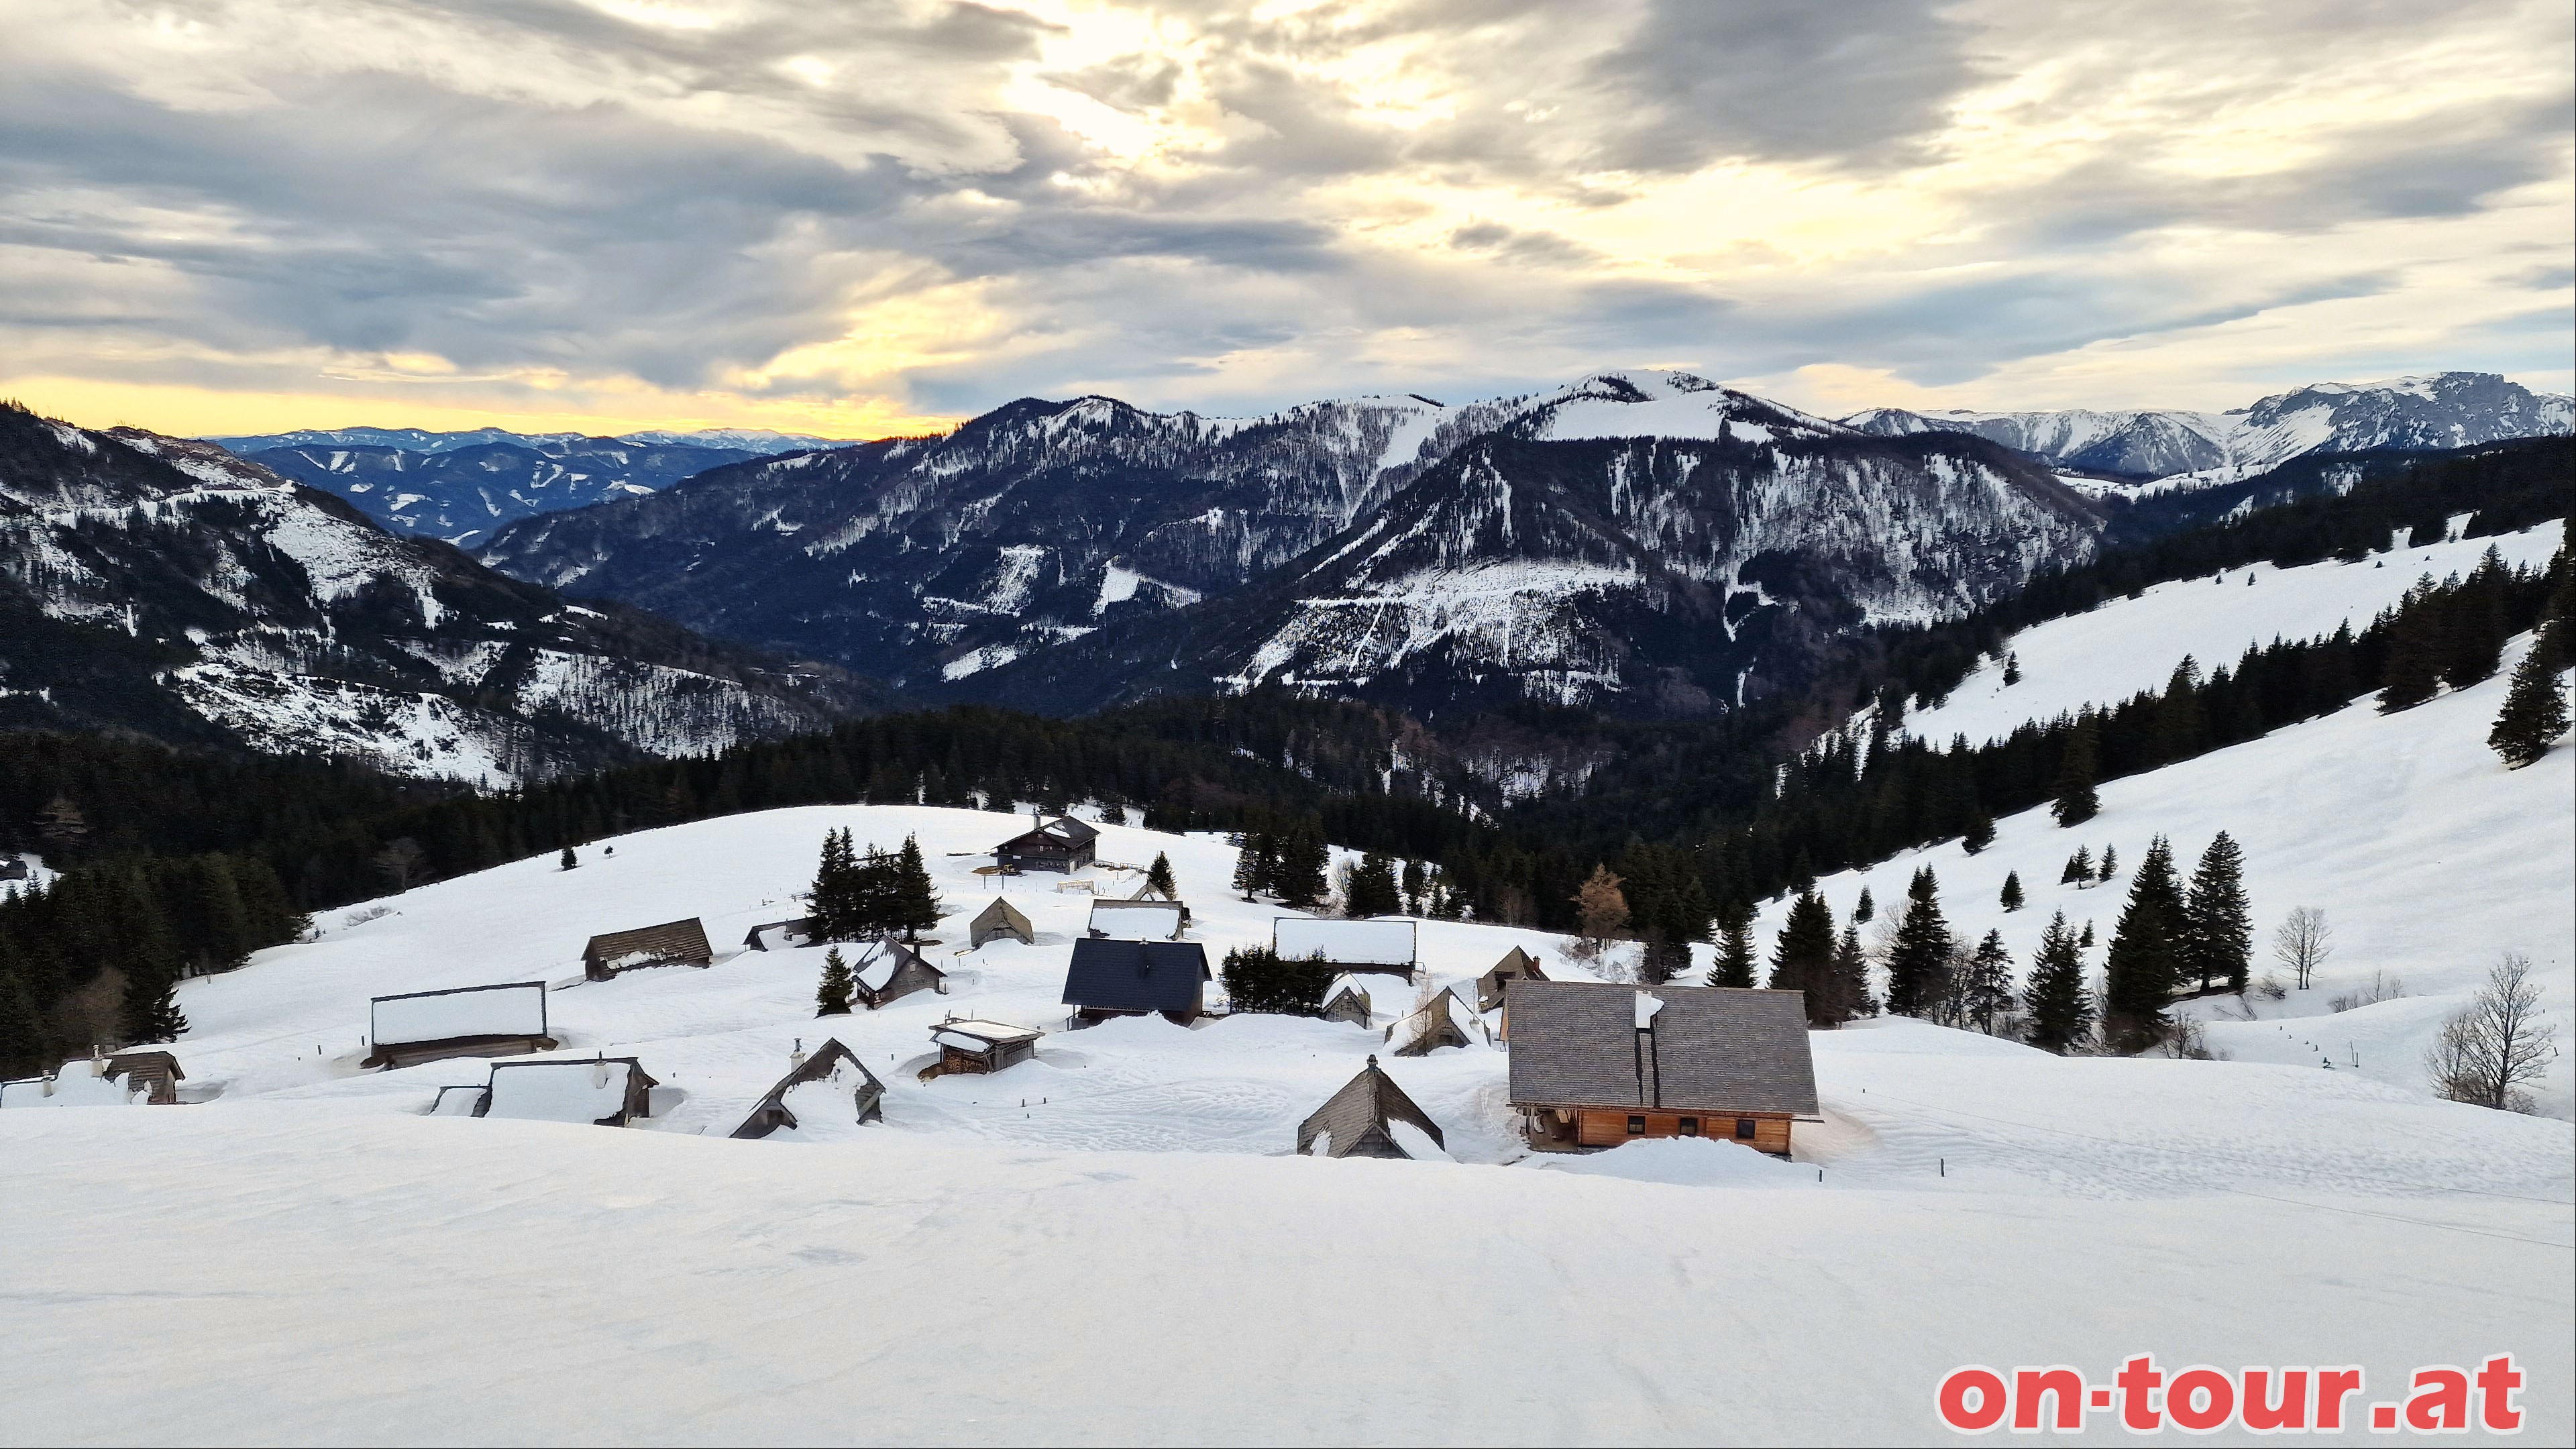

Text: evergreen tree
xmin=2022 ymin=912 xmax=2092 ymax=1053
xmin=2050 ymin=717 xmax=2100 ymax=826
xmin=1768 ymin=890 xmax=1837 ymax=1024
xmin=890 ymin=836 xmax=941 ymax=941
xmin=1851 ymin=885 xmax=1874 ymax=924
xmin=2489 ymin=647 xmax=2570 ymax=768
xmin=1273 ymin=819 xmax=1330 ymax=909
xmin=122 ymin=967 xmax=188 ymax=1045
xmin=1347 ymin=851 xmax=1401 ymax=917
xmin=1231 ymin=833 xmax=1269 ymax=901
xmin=2002 ymin=652 xmax=2021 ymax=686
xmin=2441 ymin=549 xmax=2511 ymax=689
xmin=2078 ymin=920 xmax=2096 ymax=949
xmin=1638 ymin=928 xmax=1688 ymax=986
xmin=1962 ymin=929 xmax=2014 ymax=1034
xmin=2096 ymin=843 xmax=2116 ymax=881
xmin=1707 ymin=903 xmax=1758 ymax=988
xmin=1962 ymin=811 xmax=1995 ymax=854
xmin=810 ymin=829 xmax=854 ymax=939
xmin=2377 ymin=588 xmax=2445 ymax=710
xmin=2060 ymin=846 xmax=2090 ymax=884
xmin=1884 ymin=867 xmax=1955 ymax=1018
xmin=0 ymin=975 xmax=40 ymax=1078
xmin=1145 ymin=851 xmax=1177 ymax=900
xmin=559 ymin=845 xmax=578 ymax=871
xmin=1828 ymin=924 xmax=1873 ymax=1022
xmin=2102 ymin=835 xmax=2186 ymax=1051
xmin=2180 ymin=832 xmax=2252 ymax=992
xmin=1399 ymin=859 xmax=1427 ymax=915
xmin=1999 ymin=871 xmax=2025 ymax=912
xmin=2150 ymin=657 xmax=2207 ymax=763
xmin=815 ymin=947 xmax=853 ymax=1016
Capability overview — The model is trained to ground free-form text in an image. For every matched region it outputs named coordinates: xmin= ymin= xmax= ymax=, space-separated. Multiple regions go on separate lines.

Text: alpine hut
xmin=1505 ymin=981 xmax=1818 ymax=1155
xmin=1061 ymin=938 xmax=1212 ymax=1025
xmin=1297 ymin=1055 xmax=1447 ymax=1160
xmin=991 ymin=814 xmax=1099 ymax=873
xmin=582 ymin=917 xmax=714 ymax=981
xmin=1319 ymin=975 xmax=1374 ymax=1026
xmin=1086 ymin=897 xmax=1184 ymax=940
xmin=363 ymin=981 xmax=555 ymax=1069
xmin=850 ymin=938 xmax=946 ymax=1010
xmin=1272 ymin=918 xmax=1417 ymax=979
xmin=482 ymin=1055 xmax=659 ymax=1126
xmin=2 ymin=1050 xmax=188 ymax=1108
xmin=969 ymin=898 xmax=1035 ymax=948
xmin=731 ymin=1038 xmax=885 ymax=1139
xmin=743 ymin=917 xmax=818 ymax=951
xmin=1475 ymin=947 xmax=1548 ymax=1012
xmin=928 ymin=1018 xmax=1044 ymax=1076
xmin=0 ymin=856 xmax=28 ymax=882
xmin=1385 ymin=987 xmax=1491 ymax=1057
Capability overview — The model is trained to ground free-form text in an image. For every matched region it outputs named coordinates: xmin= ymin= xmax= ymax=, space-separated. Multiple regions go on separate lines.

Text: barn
xmin=363 ymin=981 xmax=555 ymax=1069
xmin=1385 ymin=987 xmax=1490 ymax=1057
xmin=742 ymin=917 xmax=818 ymax=952
xmin=1296 ymin=1055 xmax=1446 ymax=1160
xmin=482 ymin=1056 xmax=659 ymax=1127
xmin=731 ymin=1038 xmax=885 ymax=1139
xmin=1061 ymin=938 xmax=1212 ymax=1024
xmin=102 ymin=1051 xmax=186 ymax=1105
xmin=582 ymin=918 xmax=714 ymax=981
xmin=851 ymin=939 xmax=947 ymax=1010
xmin=991 ymin=814 xmax=1099 ymax=873
xmin=928 ymin=1019 xmax=1044 ymax=1077
xmin=969 ymin=898 xmax=1034 ymax=947
xmin=1506 ymin=982 xmax=1819 ymax=1155
xmin=1319 ymin=975 xmax=1373 ymax=1026
xmin=1086 ymin=898 xmax=1184 ymax=940
xmin=1272 ymin=918 xmax=1417 ymax=979
xmin=1475 ymin=947 xmax=1548 ymax=1012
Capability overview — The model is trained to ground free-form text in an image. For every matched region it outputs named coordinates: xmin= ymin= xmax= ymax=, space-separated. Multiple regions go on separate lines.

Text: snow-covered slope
xmin=3 ymin=802 xmax=2568 ymax=1442
xmin=241 ymin=437 xmax=769 ymax=548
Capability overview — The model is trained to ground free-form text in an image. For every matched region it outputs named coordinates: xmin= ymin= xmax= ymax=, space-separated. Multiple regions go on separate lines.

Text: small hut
xmin=0 ymin=857 xmax=27 ymax=883
xmin=743 ymin=917 xmax=818 ymax=952
xmin=582 ymin=918 xmax=714 ymax=981
xmin=364 ymin=981 xmax=555 ymax=1069
xmin=482 ymin=1056 xmax=659 ymax=1126
xmin=1 ymin=1052 xmax=184 ymax=1108
xmin=991 ymin=814 xmax=1099 ymax=873
xmin=1319 ymin=975 xmax=1374 ymax=1026
xmin=1273 ymin=918 xmax=1417 ymax=979
xmin=928 ymin=1019 xmax=1044 ymax=1076
xmin=103 ymin=1051 xmax=185 ymax=1105
xmin=1297 ymin=1055 xmax=1447 ymax=1160
xmin=1385 ymin=987 xmax=1491 ymax=1057
xmin=1475 ymin=946 xmax=1548 ymax=1013
xmin=1087 ymin=898 xmax=1184 ymax=940
xmin=969 ymin=898 xmax=1034 ymax=948
xmin=731 ymin=1038 xmax=885 ymax=1139
xmin=851 ymin=939 xmax=946 ymax=1010
xmin=1061 ymin=938 xmax=1212 ymax=1025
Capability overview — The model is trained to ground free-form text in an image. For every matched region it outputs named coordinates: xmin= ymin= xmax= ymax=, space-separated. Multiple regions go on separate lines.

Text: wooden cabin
xmin=1319 ymin=975 xmax=1373 ymax=1026
xmin=1475 ymin=947 xmax=1548 ymax=1013
xmin=1273 ymin=918 xmax=1417 ymax=979
xmin=102 ymin=1050 xmax=186 ymax=1105
xmin=582 ymin=918 xmax=713 ymax=981
xmin=991 ymin=814 xmax=1099 ymax=873
xmin=364 ymin=981 xmax=556 ymax=1069
xmin=851 ymin=939 xmax=946 ymax=1010
xmin=1505 ymin=981 xmax=1818 ymax=1155
xmin=928 ymin=1019 xmax=1044 ymax=1076
xmin=1297 ymin=1055 xmax=1446 ymax=1160
xmin=4 ymin=1050 xmax=190 ymax=1108
xmin=482 ymin=1056 xmax=659 ymax=1126
xmin=1087 ymin=898 xmax=1185 ymax=941
xmin=969 ymin=898 xmax=1034 ymax=947
xmin=0 ymin=857 xmax=27 ymax=883
xmin=1385 ymin=987 xmax=1490 ymax=1057
xmin=731 ymin=1038 xmax=884 ymax=1139
xmin=743 ymin=917 xmax=818 ymax=952
xmin=1061 ymin=938 xmax=1212 ymax=1025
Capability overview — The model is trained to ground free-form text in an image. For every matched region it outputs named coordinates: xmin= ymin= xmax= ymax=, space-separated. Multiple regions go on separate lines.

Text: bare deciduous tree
xmin=2271 ymin=908 xmax=2333 ymax=991
xmin=2424 ymin=953 xmax=2558 ymax=1112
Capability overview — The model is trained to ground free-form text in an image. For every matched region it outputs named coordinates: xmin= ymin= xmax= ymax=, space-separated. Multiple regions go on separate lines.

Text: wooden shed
xmin=992 ymin=814 xmax=1099 ymax=873
xmin=482 ymin=1056 xmax=659 ymax=1127
xmin=102 ymin=1050 xmax=186 ymax=1105
xmin=1087 ymin=898 xmax=1185 ymax=940
xmin=1061 ymin=938 xmax=1212 ymax=1025
xmin=969 ymin=898 xmax=1034 ymax=947
xmin=1505 ymin=981 xmax=1819 ymax=1156
xmin=1319 ymin=975 xmax=1373 ymax=1026
xmin=1475 ymin=946 xmax=1548 ymax=1013
xmin=1273 ymin=918 xmax=1417 ymax=979
xmin=582 ymin=918 xmax=714 ymax=981
xmin=364 ymin=981 xmax=556 ymax=1069
xmin=1297 ymin=1055 xmax=1446 ymax=1160
xmin=731 ymin=1038 xmax=885 ymax=1139
xmin=743 ymin=917 xmax=818 ymax=951
xmin=928 ymin=1018 xmax=1044 ymax=1077
xmin=1 ymin=1053 xmax=177 ymax=1108
xmin=1385 ymin=987 xmax=1491 ymax=1057
xmin=851 ymin=939 xmax=946 ymax=1010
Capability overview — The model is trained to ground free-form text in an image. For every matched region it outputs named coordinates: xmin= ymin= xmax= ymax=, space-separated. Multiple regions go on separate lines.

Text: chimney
xmin=1632 ymin=992 xmax=1664 ymax=1108
xmin=790 ymin=1037 xmax=808 ymax=1071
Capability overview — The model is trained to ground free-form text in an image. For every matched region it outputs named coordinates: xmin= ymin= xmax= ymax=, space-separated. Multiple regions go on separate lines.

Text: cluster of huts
xmin=1 ymin=1049 xmax=186 ymax=1109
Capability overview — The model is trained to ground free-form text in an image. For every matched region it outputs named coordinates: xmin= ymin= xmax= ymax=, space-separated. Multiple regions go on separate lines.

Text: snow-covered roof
xmin=483 ymin=1059 xmax=649 ymax=1125
xmin=370 ymin=981 xmax=547 ymax=1046
xmin=932 ymin=1020 xmax=1042 ymax=1049
xmin=1088 ymin=900 xmax=1183 ymax=940
xmin=1 ymin=1067 xmax=146 ymax=1110
xmin=1274 ymin=917 xmax=1415 ymax=967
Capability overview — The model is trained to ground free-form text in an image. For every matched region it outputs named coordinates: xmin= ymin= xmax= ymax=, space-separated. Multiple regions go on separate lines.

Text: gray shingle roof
xmin=1297 ymin=1056 xmax=1444 ymax=1158
xmin=1505 ymin=981 xmax=1819 ymax=1116
xmin=1060 ymin=938 xmax=1210 ymax=1013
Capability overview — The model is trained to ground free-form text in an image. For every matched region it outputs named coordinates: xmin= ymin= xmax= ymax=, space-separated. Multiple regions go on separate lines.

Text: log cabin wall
xmin=1571 ymin=1108 xmax=1793 ymax=1155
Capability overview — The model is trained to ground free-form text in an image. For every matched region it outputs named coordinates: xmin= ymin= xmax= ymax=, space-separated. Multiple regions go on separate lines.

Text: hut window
xmin=1626 ymin=1115 xmax=1646 ymax=1135
xmin=1734 ymin=1118 xmax=1757 ymax=1140
xmin=1678 ymin=1117 xmax=1699 ymax=1136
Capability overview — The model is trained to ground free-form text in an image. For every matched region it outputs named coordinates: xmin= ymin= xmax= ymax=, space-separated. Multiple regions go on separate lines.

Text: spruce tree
xmin=1399 ymin=859 xmax=1427 ymax=915
xmin=2488 ymin=647 xmax=2570 ymax=768
xmin=2441 ymin=549 xmax=2510 ymax=689
xmin=1962 ymin=929 xmax=2014 ymax=1034
xmin=1347 ymin=851 xmax=1401 ymax=917
xmin=1829 ymin=924 xmax=1873 ymax=1022
xmin=2050 ymin=717 xmax=2100 ymax=826
xmin=1707 ymin=903 xmax=1758 ymax=988
xmin=0 ymin=975 xmax=40 ymax=1079
xmin=1884 ymin=867 xmax=1954 ymax=1018
xmin=2096 ymin=843 xmax=2116 ymax=881
xmin=2377 ymin=589 xmax=2444 ymax=710
xmin=1999 ymin=871 xmax=2025 ymax=912
xmin=2180 ymin=832 xmax=2252 ymax=992
xmin=2102 ymin=835 xmax=2186 ymax=1051
xmin=890 ymin=836 xmax=941 ymax=941
xmin=1274 ymin=820 xmax=1330 ymax=909
xmin=559 ymin=846 xmax=578 ymax=871
xmin=1851 ymin=886 xmax=1874 ymax=924
xmin=816 ymin=947 xmax=853 ymax=1016
xmin=1145 ymin=851 xmax=1177 ymax=900
xmin=122 ymin=967 xmax=189 ymax=1045
xmin=1962 ymin=811 xmax=1995 ymax=854
xmin=2061 ymin=846 xmax=2090 ymax=885
xmin=2002 ymin=652 xmax=2021 ymax=686
xmin=1768 ymin=891 xmax=1837 ymax=1022
xmin=810 ymin=830 xmax=852 ymax=939
xmin=2079 ymin=920 xmax=2096 ymax=949
xmin=2022 ymin=912 xmax=2092 ymax=1053
xmin=1231 ymin=833 xmax=1269 ymax=901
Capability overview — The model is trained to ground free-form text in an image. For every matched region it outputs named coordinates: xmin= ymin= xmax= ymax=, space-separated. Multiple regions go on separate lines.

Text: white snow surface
xmin=3 ymin=804 xmax=2568 ymax=1442
xmin=1275 ymin=916 xmax=1415 ymax=965
xmin=369 ymin=982 xmax=547 ymax=1046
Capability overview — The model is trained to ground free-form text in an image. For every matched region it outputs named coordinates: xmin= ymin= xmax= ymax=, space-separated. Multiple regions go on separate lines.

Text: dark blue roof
xmin=1061 ymin=938 xmax=1211 ymax=1013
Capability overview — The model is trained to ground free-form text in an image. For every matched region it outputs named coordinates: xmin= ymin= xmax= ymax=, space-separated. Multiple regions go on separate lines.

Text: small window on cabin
xmin=1678 ymin=1117 xmax=1699 ymax=1136
xmin=1734 ymin=1118 xmax=1757 ymax=1140
xmin=1627 ymin=1115 xmax=1646 ymax=1135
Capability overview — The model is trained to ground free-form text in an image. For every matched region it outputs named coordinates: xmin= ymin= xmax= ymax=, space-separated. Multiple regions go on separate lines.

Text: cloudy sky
xmin=5 ymin=0 xmax=2570 ymax=438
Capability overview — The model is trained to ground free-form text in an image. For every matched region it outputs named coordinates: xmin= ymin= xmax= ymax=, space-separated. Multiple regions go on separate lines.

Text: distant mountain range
xmin=2 ymin=405 xmax=871 ymax=783
xmin=203 ymin=426 xmax=854 ymax=548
